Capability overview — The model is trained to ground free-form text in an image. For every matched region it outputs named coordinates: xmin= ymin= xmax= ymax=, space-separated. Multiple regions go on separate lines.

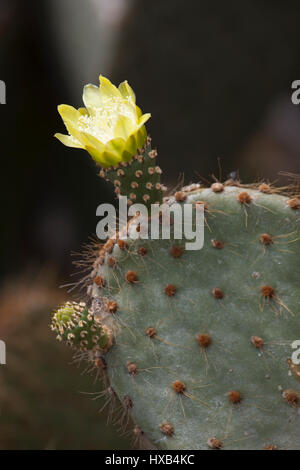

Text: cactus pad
xmin=84 ymin=184 xmax=300 ymax=450
xmin=53 ymin=75 xmax=300 ymax=450
xmin=51 ymin=301 xmax=113 ymax=352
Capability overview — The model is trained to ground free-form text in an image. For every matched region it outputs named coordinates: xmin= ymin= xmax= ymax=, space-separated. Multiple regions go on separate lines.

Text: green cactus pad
xmin=98 ymin=138 xmax=164 ymax=207
xmin=51 ymin=301 xmax=113 ymax=352
xmin=87 ymin=184 xmax=300 ymax=450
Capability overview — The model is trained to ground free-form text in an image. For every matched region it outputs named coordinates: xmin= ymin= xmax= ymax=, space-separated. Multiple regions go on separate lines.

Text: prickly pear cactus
xmin=53 ymin=76 xmax=300 ymax=450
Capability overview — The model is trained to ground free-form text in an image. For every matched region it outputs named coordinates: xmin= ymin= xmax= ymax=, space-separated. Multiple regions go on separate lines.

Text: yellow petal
xmin=106 ymin=138 xmax=126 ymax=160
xmin=118 ymin=81 xmax=136 ymax=103
xmin=121 ymin=149 xmax=135 ymax=162
xmin=124 ymin=134 xmax=138 ymax=159
xmin=57 ymin=104 xmax=79 ymax=127
xmin=78 ymin=107 xmax=89 ymax=116
xmin=86 ymin=145 xmax=121 ymax=167
xmin=86 ymin=146 xmax=112 ymax=167
xmin=99 ymin=75 xmax=122 ymax=99
xmin=138 ymin=113 xmax=151 ymax=127
xmin=54 ymin=133 xmax=85 ymax=149
xmin=56 ymin=76 xmax=149 ymax=167
xmin=81 ymin=132 xmax=106 ymax=153
xmin=82 ymin=84 xmax=102 ymax=114
xmin=102 ymin=150 xmax=122 ymax=166
xmin=82 ymin=133 xmax=120 ymax=167
xmin=135 ymin=105 xmax=143 ymax=119
xmin=57 ymin=105 xmax=89 ymax=146
xmin=114 ymin=116 xmax=135 ymax=140
xmin=135 ymin=125 xmax=147 ymax=149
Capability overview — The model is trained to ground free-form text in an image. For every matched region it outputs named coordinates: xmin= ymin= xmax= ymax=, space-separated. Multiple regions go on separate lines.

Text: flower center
xmin=78 ymin=96 xmax=137 ymax=144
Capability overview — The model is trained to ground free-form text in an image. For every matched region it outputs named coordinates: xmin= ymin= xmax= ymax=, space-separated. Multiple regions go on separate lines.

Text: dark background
xmin=1 ymin=0 xmax=300 ymax=449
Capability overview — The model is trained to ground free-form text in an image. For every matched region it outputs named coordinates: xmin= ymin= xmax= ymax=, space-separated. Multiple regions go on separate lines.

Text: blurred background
xmin=1 ymin=0 xmax=300 ymax=449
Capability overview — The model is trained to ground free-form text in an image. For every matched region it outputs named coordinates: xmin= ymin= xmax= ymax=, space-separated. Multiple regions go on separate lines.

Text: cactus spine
xmin=52 ymin=76 xmax=300 ymax=450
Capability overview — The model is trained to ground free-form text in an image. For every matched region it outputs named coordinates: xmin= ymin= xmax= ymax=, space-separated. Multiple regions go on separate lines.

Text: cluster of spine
xmin=85 ymin=182 xmax=300 ymax=449
xmin=51 ymin=301 xmax=113 ymax=352
xmin=52 ymin=152 xmax=300 ymax=449
xmin=98 ymin=137 xmax=166 ymax=207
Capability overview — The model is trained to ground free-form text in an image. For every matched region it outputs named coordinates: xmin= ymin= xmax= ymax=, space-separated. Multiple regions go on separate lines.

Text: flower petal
xmin=83 ymin=84 xmax=102 ymax=114
xmin=57 ymin=105 xmax=89 ymax=146
xmin=57 ymin=104 xmax=79 ymax=127
xmin=135 ymin=125 xmax=147 ymax=149
xmin=82 ymin=133 xmax=121 ymax=167
xmin=78 ymin=107 xmax=89 ymax=116
xmin=106 ymin=138 xmax=126 ymax=160
xmin=54 ymin=133 xmax=85 ymax=149
xmin=86 ymin=146 xmax=112 ymax=168
xmin=118 ymin=81 xmax=136 ymax=103
xmin=114 ymin=115 xmax=135 ymax=140
xmin=124 ymin=134 xmax=138 ymax=160
xmin=135 ymin=105 xmax=143 ymax=118
xmin=56 ymin=76 xmax=149 ymax=167
xmin=99 ymin=75 xmax=122 ymax=99
xmin=138 ymin=113 xmax=151 ymax=127
xmin=81 ymin=132 xmax=106 ymax=152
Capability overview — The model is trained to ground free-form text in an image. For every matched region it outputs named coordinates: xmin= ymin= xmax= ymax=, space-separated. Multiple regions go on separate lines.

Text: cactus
xmin=53 ymin=76 xmax=300 ymax=450
xmin=51 ymin=301 xmax=113 ymax=352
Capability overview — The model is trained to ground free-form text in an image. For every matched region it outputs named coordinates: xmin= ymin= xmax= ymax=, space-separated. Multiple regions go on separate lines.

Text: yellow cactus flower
xmin=55 ymin=75 xmax=151 ymax=168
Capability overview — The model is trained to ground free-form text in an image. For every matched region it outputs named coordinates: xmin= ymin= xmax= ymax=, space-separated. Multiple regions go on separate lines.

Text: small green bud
xmin=51 ymin=301 xmax=113 ymax=352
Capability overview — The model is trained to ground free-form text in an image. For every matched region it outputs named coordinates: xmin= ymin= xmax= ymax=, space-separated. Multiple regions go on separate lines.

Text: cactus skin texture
xmin=51 ymin=301 xmax=113 ymax=352
xmin=53 ymin=77 xmax=300 ymax=450
xmin=79 ymin=183 xmax=300 ymax=450
xmin=98 ymin=138 xmax=164 ymax=207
